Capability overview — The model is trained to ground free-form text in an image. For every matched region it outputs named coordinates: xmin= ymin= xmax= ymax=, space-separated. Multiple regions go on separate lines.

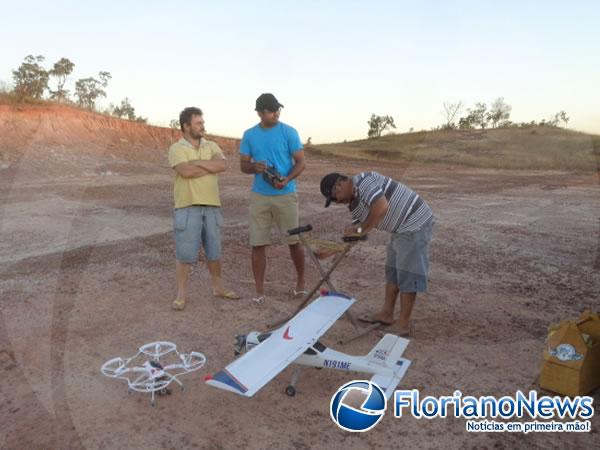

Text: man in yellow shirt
xmin=168 ymin=107 xmax=239 ymax=310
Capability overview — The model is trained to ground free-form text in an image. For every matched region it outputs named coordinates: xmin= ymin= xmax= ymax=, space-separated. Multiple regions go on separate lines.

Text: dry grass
xmin=311 ymin=127 xmax=600 ymax=172
xmin=0 ymin=91 xmax=60 ymax=107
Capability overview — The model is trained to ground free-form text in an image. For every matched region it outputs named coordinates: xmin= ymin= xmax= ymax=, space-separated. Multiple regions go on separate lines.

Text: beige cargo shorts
xmin=249 ymin=192 xmax=300 ymax=246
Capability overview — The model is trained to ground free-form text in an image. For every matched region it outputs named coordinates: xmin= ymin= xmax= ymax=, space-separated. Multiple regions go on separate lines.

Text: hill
xmin=1 ymin=103 xmax=598 ymax=174
xmin=310 ymin=127 xmax=600 ymax=172
xmin=0 ymin=102 xmax=239 ymax=177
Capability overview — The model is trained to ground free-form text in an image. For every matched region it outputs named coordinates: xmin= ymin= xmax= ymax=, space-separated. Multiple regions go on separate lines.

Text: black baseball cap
xmin=255 ymin=93 xmax=284 ymax=112
xmin=320 ymin=172 xmax=342 ymax=207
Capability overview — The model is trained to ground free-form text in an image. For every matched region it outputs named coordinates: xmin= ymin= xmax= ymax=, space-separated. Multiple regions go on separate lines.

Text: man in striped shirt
xmin=320 ymin=171 xmax=435 ymax=336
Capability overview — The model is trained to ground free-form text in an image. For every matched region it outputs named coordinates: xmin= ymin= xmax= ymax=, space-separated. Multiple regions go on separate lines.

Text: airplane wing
xmin=206 ymin=292 xmax=355 ymax=397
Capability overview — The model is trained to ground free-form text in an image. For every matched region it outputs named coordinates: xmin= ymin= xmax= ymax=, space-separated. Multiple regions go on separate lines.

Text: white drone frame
xmin=101 ymin=341 xmax=206 ymax=406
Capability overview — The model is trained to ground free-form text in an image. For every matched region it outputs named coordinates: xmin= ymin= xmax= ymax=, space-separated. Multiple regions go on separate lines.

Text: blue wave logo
xmin=330 ymin=380 xmax=387 ymax=432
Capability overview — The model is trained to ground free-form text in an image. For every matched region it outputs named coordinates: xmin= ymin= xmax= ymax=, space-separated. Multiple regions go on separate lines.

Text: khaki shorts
xmin=250 ymin=192 xmax=300 ymax=246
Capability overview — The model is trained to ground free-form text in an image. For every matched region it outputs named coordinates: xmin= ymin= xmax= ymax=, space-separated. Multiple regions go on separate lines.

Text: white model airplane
xmin=205 ymin=292 xmax=411 ymax=398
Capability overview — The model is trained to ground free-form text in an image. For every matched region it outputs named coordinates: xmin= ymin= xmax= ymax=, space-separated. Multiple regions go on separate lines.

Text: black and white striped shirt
xmin=350 ymin=172 xmax=433 ymax=233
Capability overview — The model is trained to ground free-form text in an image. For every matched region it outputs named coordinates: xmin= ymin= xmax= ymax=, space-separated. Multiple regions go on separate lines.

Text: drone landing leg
xmin=286 ymin=367 xmax=303 ymax=397
xmin=171 ymin=376 xmax=184 ymax=392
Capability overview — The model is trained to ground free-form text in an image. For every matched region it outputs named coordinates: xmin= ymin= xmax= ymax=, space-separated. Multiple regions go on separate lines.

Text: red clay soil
xmin=0 ymin=103 xmax=239 ymax=163
xmin=0 ymin=105 xmax=599 ymax=449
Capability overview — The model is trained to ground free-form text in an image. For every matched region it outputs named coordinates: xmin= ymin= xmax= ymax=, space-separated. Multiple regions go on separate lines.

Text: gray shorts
xmin=173 ymin=206 xmax=223 ymax=263
xmin=385 ymin=219 xmax=434 ymax=292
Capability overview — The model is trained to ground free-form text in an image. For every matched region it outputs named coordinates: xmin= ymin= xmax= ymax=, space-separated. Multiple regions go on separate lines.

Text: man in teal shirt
xmin=240 ymin=93 xmax=306 ymax=304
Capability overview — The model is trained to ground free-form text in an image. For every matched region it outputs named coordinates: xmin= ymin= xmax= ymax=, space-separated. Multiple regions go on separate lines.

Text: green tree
xmin=555 ymin=110 xmax=569 ymax=127
xmin=486 ymin=97 xmax=512 ymax=128
xmin=112 ymin=97 xmax=136 ymax=120
xmin=169 ymin=119 xmax=181 ymax=130
xmin=12 ymin=55 xmax=49 ymax=100
xmin=458 ymin=114 xmax=476 ymax=129
xmin=49 ymin=57 xmax=75 ymax=102
xmin=75 ymin=71 xmax=111 ymax=109
xmin=367 ymin=114 xmax=396 ymax=138
xmin=469 ymin=102 xmax=488 ymax=129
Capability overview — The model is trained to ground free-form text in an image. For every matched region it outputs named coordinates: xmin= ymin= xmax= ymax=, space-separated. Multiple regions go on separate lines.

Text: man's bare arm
xmin=189 ymin=154 xmax=227 ymax=173
xmin=173 ymin=162 xmax=209 ymax=178
xmin=361 ymin=196 xmax=389 ymax=233
xmin=273 ymin=150 xmax=306 ymax=189
xmin=240 ymin=154 xmax=267 ymax=174
xmin=284 ymin=150 xmax=306 ymax=183
xmin=344 ymin=196 xmax=389 ymax=235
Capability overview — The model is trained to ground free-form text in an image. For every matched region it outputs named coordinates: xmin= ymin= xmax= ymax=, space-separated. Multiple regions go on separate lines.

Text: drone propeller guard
xmin=101 ymin=341 xmax=206 ymax=405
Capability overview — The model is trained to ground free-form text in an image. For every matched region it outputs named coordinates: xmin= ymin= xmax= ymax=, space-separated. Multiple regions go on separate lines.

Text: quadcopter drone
xmin=101 ymin=341 xmax=206 ymax=406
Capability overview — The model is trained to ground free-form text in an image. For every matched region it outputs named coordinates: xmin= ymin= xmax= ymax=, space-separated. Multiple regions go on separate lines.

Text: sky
xmin=1 ymin=1 xmax=599 ymax=143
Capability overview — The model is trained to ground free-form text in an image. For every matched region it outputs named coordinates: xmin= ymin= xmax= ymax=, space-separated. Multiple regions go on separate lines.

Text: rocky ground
xmin=1 ymin=141 xmax=599 ymax=449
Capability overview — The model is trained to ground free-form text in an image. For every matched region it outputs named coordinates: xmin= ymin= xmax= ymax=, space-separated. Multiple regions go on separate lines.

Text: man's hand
xmin=343 ymin=224 xmax=365 ymax=240
xmin=274 ymin=177 xmax=288 ymax=190
xmin=253 ymin=160 xmax=267 ymax=173
xmin=240 ymin=155 xmax=267 ymax=175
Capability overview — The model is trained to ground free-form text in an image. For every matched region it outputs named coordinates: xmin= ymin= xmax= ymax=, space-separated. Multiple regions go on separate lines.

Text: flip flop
xmin=252 ymin=295 xmax=266 ymax=305
xmin=291 ymin=289 xmax=308 ymax=297
xmin=213 ymin=290 xmax=241 ymax=300
xmin=172 ymin=298 xmax=186 ymax=311
xmin=357 ymin=315 xmax=394 ymax=327
xmin=372 ymin=323 xmax=411 ymax=337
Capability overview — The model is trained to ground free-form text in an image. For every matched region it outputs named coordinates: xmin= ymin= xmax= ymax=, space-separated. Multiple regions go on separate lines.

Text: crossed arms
xmin=173 ymin=153 xmax=227 ymax=178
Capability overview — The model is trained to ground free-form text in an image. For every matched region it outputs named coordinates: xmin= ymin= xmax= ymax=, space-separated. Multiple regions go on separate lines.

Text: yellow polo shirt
xmin=168 ymin=138 xmax=224 ymax=208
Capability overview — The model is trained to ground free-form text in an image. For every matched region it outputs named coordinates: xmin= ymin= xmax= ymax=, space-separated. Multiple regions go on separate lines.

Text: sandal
xmin=172 ymin=298 xmax=186 ymax=311
xmin=213 ymin=289 xmax=241 ymax=300
xmin=252 ymin=295 xmax=266 ymax=305
xmin=357 ymin=315 xmax=394 ymax=326
xmin=291 ymin=289 xmax=308 ymax=297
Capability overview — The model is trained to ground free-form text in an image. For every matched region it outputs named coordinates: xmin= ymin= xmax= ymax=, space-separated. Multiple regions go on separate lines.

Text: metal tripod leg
xmin=268 ymin=241 xmax=351 ymax=331
xmin=338 ymin=322 xmax=382 ymax=345
xmin=302 ymin=236 xmax=376 ymax=343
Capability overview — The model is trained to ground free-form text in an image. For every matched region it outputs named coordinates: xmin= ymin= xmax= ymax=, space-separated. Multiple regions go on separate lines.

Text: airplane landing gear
xmin=286 ymin=367 xmax=302 ymax=397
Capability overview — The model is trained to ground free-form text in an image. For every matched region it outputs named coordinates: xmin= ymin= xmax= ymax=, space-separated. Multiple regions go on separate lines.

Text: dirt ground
xmin=1 ymin=145 xmax=599 ymax=449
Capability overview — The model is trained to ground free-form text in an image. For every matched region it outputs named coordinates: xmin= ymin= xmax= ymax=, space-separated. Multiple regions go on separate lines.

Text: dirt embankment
xmin=0 ymin=103 xmax=239 ymax=169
